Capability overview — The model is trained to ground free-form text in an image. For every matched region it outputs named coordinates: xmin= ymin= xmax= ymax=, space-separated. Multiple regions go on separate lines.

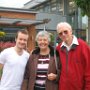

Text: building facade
xmin=23 ymin=0 xmax=87 ymax=42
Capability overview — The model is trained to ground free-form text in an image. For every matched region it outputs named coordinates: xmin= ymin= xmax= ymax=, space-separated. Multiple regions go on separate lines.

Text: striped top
xmin=35 ymin=54 xmax=50 ymax=88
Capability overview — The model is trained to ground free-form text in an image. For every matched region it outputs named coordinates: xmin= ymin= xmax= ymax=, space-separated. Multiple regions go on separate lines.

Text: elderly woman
xmin=21 ymin=31 xmax=61 ymax=90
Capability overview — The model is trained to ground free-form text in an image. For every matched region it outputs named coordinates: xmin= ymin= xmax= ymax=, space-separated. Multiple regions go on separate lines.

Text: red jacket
xmin=56 ymin=39 xmax=90 ymax=90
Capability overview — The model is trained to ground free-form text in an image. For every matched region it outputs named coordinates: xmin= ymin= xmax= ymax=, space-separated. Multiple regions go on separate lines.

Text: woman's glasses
xmin=58 ymin=30 xmax=68 ymax=36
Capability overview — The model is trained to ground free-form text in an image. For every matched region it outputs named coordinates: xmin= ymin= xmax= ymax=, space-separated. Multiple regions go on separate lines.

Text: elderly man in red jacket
xmin=56 ymin=22 xmax=90 ymax=90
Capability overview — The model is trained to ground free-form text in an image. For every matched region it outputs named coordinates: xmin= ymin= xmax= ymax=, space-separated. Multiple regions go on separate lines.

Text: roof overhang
xmin=24 ymin=0 xmax=47 ymax=9
xmin=0 ymin=17 xmax=44 ymax=26
xmin=0 ymin=7 xmax=38 ymax=14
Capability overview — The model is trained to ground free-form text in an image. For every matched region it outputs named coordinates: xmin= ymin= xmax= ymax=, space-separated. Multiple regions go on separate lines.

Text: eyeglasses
xmin=58 ymin=30 xmax=68 ymax=36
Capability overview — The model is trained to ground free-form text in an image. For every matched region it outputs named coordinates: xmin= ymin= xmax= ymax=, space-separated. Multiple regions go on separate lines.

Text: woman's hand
xmin=47 ymin=73 xmax=57 ymax=81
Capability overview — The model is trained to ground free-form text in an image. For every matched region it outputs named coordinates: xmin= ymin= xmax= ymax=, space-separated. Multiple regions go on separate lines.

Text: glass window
xmin=69 ymin=0 xmax=76 ymax=14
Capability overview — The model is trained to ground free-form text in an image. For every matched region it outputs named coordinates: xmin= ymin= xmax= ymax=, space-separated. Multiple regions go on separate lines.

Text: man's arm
xmin=0 ymin=63 xmax=3 ymax=80
xmin=85 ymin=48 xmax=90 ymax=90
xmin=21 ymin=79 xmax=28 ymax=90
xmin=54 ymin=50 xmax=61 ymax=83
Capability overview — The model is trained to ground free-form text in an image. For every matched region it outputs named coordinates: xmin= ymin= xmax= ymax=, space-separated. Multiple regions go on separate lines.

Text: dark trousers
xmin=34 ymin=86 xmax=45 ymax=90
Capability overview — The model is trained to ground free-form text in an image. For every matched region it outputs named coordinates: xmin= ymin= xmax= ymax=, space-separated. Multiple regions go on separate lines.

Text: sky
xmin=0 ymin=0 xmax=31 ymax=8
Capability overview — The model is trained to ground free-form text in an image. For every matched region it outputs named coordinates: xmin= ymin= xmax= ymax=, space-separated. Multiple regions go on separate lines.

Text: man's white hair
xmin=56 ymin=22 xmax=72 ymax=32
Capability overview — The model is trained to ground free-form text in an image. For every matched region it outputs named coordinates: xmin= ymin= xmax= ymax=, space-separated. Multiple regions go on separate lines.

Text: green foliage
xmin=0 ymin=69 xmax=2 ymax=78
xmin=74 ymin=0 xmax=90 ymax=17
xmin=50 ymin=33 xmax=54 ymax=42
xmin=0 ymin=31 xmax=6 ymax=37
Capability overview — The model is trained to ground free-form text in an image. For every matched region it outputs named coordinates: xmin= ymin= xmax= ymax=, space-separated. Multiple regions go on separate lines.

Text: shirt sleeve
xmin=0 ymin=49 xmax=7 ymax=64
xmin=83 ymin=45 xmax=90 ymax=90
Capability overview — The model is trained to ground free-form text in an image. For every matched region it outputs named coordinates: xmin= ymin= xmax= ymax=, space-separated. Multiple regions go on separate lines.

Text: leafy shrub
xmin=0 ymin=41 xmax=15 ymax=52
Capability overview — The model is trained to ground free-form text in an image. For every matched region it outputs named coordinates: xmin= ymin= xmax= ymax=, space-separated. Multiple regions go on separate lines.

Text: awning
xmin=0 ymin=17 xmax=44 ymax=26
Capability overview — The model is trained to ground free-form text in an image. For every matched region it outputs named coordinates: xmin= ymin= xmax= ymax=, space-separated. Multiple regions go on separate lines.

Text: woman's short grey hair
xmin=35 ymin=31 xmax=51 ymax=42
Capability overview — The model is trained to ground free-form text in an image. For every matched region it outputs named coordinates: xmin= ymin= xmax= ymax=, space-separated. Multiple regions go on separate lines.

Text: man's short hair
xmin=15 ymin=29 xmax=29 ymax=39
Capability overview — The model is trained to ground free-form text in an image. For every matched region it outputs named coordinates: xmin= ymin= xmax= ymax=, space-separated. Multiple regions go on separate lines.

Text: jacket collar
xmin=32 ymin=45 xmax=54 ymax=56
xmin=61 ymin=35 xmax=79 ymax=51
